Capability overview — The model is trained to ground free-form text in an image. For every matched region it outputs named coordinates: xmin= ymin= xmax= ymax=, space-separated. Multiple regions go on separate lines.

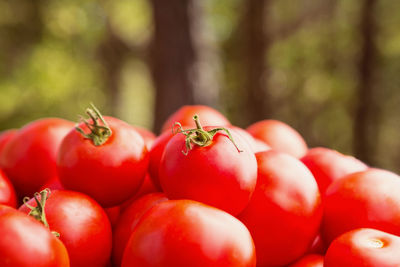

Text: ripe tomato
xmin=113 ymin=193 xmax=168 ymax=266
xmin=0 ymin=129 xmax=17 ymax=155
xmin=57 ymin=106 xmax=149 ymax=207
xmin=288 ymin=254 xmax=324 ymax=267
xmin=19 ymin=189 xmax=112 ymax=267
xmin=159 ymin=119 xmax=257 ymax=216
xmin=160 ymin=105 xmax=230 ymax=133
xmin=246 ymin=119 xmax=308 ymax=158
xmin=325 ymin=228 xmax=400 ymax=267
xmin=230 ymin=126 xmax=270 ymax=153
xmin=322 ymin=169 xmax=400 ymax=245
xmin=238 ymin=150 xmax=322 ymax=266
xmin=301 ymin=147 xmax=368 ymax=196
xmin=132 ymin=125 xmax=156 ymax=150
xmin=121 ymin=200 xmax=256 ymax=267
xmin=0 ymin=118 xmax=73 ymax=198
xmin=0 ymin=169 xmax=17 ymax=207
xmin=0 ymin=205 xmax=70 ymax=267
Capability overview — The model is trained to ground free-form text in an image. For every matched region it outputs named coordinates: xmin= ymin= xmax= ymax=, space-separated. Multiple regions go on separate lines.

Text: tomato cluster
xmin=0 ymin=104 xmax=399 ymax=267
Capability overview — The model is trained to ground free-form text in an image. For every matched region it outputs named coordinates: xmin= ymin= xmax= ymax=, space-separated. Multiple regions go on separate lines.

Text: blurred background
xmin=0 ymin=0 xmax=399 ymax=172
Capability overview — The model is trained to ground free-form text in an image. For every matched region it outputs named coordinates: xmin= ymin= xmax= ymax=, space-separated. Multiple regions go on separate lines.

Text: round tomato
xmin=288 ymin=254 xmax=324 ymax=267
xmin=57 ymin=105 xmax=149 ymax=207
xmin=0 ymin=205 xmax=70 ymax=267
xmin=325 ymin=228 xmax=400 ymax=267
xmin=246 ymin=119 xmax=308 ymax=158
xmin=19 ymin=189 xmax=112 ymax=267
xmin=0 ymin=169 xmax=17 ymax=207
xmin=121 ymin=200 xmax=256 ymax=267
xmin=0 ymin=129 xmax=17 ymax=155
xmin=0 ymin=118 xmax=73 ymax=198
xmin=238 ymin=150 xmax=322 ymax=266
xmin=322 ymin=169 xmax=400 ymax=245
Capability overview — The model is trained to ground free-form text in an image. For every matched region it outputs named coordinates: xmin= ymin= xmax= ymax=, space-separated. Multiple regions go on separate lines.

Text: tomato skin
xmin=121 ymin=200 xmax=256 ymax=267
xmin=0 ymin=118 xmax=73 ymax=198
xmin=301 ymin=147 xmax=368 ymax=196
xmin=230 ymin=126 xmax=270 ymax=153
xmin=325 ymin=228 xmax=400 ymax=267
xmin=0 ymin=169 xmax=17 ymax=207
xmin=112 ymin=193 xmax=168 ymax=266
xmin=19 ymin=190 xmax=112 ymax=267
xmin=132 ymin=126 xmax=156 ymax=150
xmin=0 ymin=129 xmax=17 ymax=155
xmin=246 ymin=119 xmax=308 ymax=158
xmin=322 ymin=169 xmax=400 ymax=245
xmin=159 ymin=128 xmax=257 ymax=216
xmin=0 ymin=205 xmax=70 ymax=267
xmin=160 ymin=105 xmax=230 ymax=133
xmin=238 ymin=150 xmax=322 ymax=266
xmin=287 ymin=254 xmax=324 ymax=267
xmin=57 ymin=117 xmax=149 ymax=207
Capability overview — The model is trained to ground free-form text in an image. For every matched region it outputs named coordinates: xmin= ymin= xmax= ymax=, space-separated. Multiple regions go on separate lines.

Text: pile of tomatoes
xmin=0 ymin=104 xmax=399 ymax=267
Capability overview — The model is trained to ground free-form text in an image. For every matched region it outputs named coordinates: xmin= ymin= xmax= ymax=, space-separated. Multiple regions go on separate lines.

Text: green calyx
xmin=173 ymin=114 xmax=243 ymax=155
xmin=75 ymin=103 xmax=112 ymax=146
xmin=23 ymin=189 xmax=60 ymax=237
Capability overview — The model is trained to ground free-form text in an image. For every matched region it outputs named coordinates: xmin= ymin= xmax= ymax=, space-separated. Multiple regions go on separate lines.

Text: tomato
xmin=132 ymin=125 xmax=156 ymax=150
xmin=113 ymin=193 xmax=168 ymax=266
xmin=57 ymin=105 xmax=149 ymax=207
xmin=230 ymin=126 xmax=270 ymax=153
xmin=325 ymin=228 xmax=400 ymax=267
xmin=0 ymin=118 xmax=73 ymax=198
xmin=238 ymin=150 xmax=322 ymax=266
xmin=160 ymin=105 xmax=230 ymax=133
xmin=0 ymin=129 xmax=17 ymax=155
xmin=288 ymin=254 xmax=324 ymax=267
xmin=322 ymin=169 xmax=400 ymax=245
xmin=19 ymin=189 xmax=112 ymax=267
xmin=121 ymin=200 xmax=256 ymax=267
xmin=308 ymin=233 xmax=326 ymax=255
xmin=246 ymin=119 xmax=308 ymax=158
xmin=159 ymin=118 xmax=257 ymax=216
xmin=301 ymin=147 xmax=368 ymax=196
xmin=0 ymin=204 xmax=70 ymax=267
xmin=0 ymin=169 xmax=17 ymax=207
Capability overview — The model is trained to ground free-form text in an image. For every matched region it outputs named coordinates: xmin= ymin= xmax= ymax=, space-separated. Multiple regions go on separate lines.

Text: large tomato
xmin=159 ymin=117 xmax=257 ymax=216
xmin=246 ymin=119 xmax=308 ymax=158
xmin=301 ymin=147 xmax=368 ymax=196
xmin=0 ymin=204 xmax=70 ymax=267
xmin=0 ymin=129 xmax=17 ymax=155
xmin=57 ymin=105 xmax=149 ymax=207
xmin=19 ymin=189 xmax=112 ymax=267
xmin=322 ymin=169 xmax=400 ymax=245
xmin=160 ymin=105 xmax=230 ymax=133
xmin=325 ymin=228 xmax=400 ymax=267
xmin=238 ymin=150 xmax=322 ymax=266
xmin=288 ymin=254 xmax=324 ymax=267
xmin=0 ymin=169 xmax=17 ymax=207
xmin=0 ymin=118 xmax=73 ymax=198
xmin=121 ymin=200 xmax=256 ymax=267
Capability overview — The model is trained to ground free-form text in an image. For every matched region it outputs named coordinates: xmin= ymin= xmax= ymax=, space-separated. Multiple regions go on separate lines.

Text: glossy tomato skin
xmin=121 ymin=200 xmax=256 ymax=267
xmin=113 ymin=193 xmax=168 ymax=266
xmin=301 ymin=147 xmax=368 ymax=196
xmin=0 ymin=205 xmax=70 ymax=267
xmin=322 ymin=169 xmax=400 ymax=245
xmin=57 ymin=117 xmax=149 ymax=207
xmin=0 ymin=169 xmax=17 ymax=207
xmin=238 ymin=150 xmax=322 ymax=267
xmin=325 ymin=228 xmax=400 ymax=267
xmin=287 ymin=254 xmax=324 ymax=267
xmin=19 ymin=190 xmax=112 ymax=267
xmin=230 ymin=126 xmax=270 ymax=153
xmin=132 ymin=126 xmax=156 ymax=150
xmin=246 ymin=119 xmax=308 ymax=158
xmin=0 ymin=118 xmax=73 ymax=198
xmin=0 ymin=129 xmax=17 ymax=155
xmin=159 ymin=128 xmax=257 ymax=216
xmin=160 ymin=105 xmax=230 ymax=133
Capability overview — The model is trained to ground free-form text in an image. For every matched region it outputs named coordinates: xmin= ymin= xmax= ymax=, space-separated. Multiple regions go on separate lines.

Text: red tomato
xmin=0 ymin=118 xmax=73 ymax=198
xmin=19 ymin=190 xmax=112 ymax=267
xmin=113 ymin=193 xmax=168 ymax=266
xmin=230 ymin=126 xmax=270 ymax=153
xmin=238 ymin=150 xmax=322 ymax=266
xmin=301 ymin=147 xmax=368 ymax=196
xmin=57 ymin=108 xmax=149 ymax=207
xmin=288 ymin=254 xmax=324 ymax=267
xmin=246 ymin=119 xmax=308 ymax=158
xmin=159 ymin=122 xmax=257 ymax=216
xmin=325 ymin=228 xmax=400 ymax=267
xmin=322 ymin=169 xmax=400 ymax=245
xmin=0 ymin=169 xmax=17 ymax=207
xmin=307 ymin=233 xmax=326 ymax=255
xmin=0 ymin=205 xmax=70 ymax=267
xmin=0 ymin=129 xmax=17 ymax=155
xmin=160 ymin=105 xmax=230 ymax=133
xmin=105 ymin=206 xmax=121 ymax=227
xmin=121 ymin=200 xmax=256 ymax=267
xmin=132 ymin=126 xmax=156 ymax=150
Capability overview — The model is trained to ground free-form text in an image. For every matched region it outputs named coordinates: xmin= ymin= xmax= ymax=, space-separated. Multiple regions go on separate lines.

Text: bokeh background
xmin=0 ymin=0 xmax=399 ymax=172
